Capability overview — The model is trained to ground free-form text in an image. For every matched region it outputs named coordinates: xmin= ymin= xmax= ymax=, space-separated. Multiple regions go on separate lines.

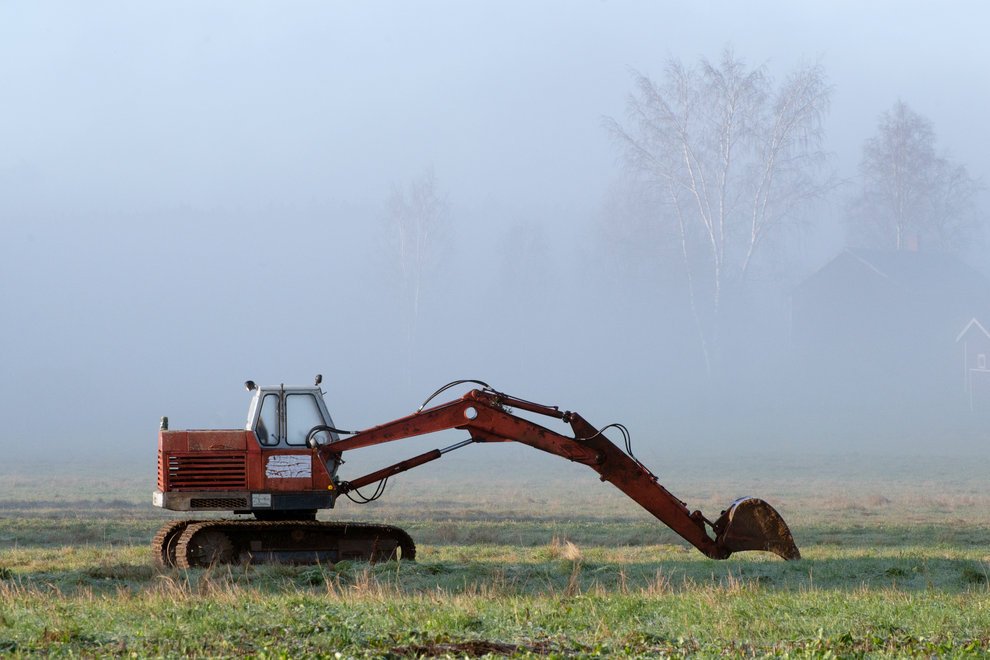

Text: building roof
xmin=793 ymin=248 xmax=990 ymax=306
xmin=797 ymin=248 xmax=990 ymax=298
xmin=955 ymin=317 xmax=990 ymax=344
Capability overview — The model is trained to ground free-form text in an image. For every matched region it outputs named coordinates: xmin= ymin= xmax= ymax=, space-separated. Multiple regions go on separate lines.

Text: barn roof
xmin=796 ymin=248 xmax=990 ymax=299
xmin=955 ymin=317 xmax=990 ymax=343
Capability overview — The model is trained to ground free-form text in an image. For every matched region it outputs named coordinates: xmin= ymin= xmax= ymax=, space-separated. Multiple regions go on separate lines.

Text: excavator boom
xmin=320 ymin=387 xmax=800 ymax=560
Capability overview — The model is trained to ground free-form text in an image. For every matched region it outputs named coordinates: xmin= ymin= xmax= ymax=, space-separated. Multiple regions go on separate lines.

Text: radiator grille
xmin=157 ymin=449 xmax=165 ymax=491
xmin=190 ymin=497 xmax=248 ymax=509
xmin=166 ymin=453 xmax=248 ymax=490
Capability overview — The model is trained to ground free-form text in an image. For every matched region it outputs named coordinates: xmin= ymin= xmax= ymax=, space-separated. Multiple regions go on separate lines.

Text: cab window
xmin=285 ymin=393 xmax=329 ymax=446
xmin=256 ymin=393 xmax=281 ymax=446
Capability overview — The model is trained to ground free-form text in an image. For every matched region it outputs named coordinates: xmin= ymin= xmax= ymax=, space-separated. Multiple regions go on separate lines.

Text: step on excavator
xmin=153 ymin=378 xmax=800 ymax=568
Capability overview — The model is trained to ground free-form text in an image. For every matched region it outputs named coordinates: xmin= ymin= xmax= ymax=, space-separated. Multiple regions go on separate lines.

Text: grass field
xmin=1 ymin=451 xmax=989 ymax=658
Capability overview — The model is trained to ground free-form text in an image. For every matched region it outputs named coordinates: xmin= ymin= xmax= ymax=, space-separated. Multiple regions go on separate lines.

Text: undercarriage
xmin=152 ymin=519 xmax=415 ymax=568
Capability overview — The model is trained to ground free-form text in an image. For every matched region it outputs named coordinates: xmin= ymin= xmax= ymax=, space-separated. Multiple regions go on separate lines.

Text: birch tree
xmin=848 ymin=100 xmax=983 ymax=252
xmin=604 ymin=48 xmax=833 ymax=374
xmin=387 ymin=166 xmax=449 ymax=334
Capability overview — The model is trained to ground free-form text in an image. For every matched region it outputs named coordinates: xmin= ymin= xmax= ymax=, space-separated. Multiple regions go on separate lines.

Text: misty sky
xmin=2 ymin=2 xmax=988 ymax=466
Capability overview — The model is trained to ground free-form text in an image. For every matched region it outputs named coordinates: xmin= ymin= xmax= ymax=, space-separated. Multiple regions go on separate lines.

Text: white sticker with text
xmin=265 ymin=455 xmax=312 ymax=479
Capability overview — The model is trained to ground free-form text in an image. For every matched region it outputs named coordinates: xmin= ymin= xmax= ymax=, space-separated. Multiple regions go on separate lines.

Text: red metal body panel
xmin=158 ymin=430 xmax=333 ymax=493
xmin=159 ymin=430 xmax=253 ymax=451
xmin=158 ymin=430 xmax=256 ymax=492
xmin=259 ymin=450 xmax=333 ymax=491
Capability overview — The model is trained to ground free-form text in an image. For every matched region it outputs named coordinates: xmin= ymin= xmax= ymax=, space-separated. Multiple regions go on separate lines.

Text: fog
xmin=2 ymin=2 xmax=989 ymax=474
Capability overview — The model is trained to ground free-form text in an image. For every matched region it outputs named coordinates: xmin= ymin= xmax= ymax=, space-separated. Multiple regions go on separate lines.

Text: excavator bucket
xmin=712 ymin=497 xmax=801 ymax=560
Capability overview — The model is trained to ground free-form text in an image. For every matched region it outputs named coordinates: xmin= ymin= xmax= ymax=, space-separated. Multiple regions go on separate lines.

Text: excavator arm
xmin=317 ymin=387 xmax=800 ymax=560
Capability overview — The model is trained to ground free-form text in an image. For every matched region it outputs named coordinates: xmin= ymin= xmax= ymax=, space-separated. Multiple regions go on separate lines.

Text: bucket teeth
xmin=713 ymin=497 xmax=801 ymax=560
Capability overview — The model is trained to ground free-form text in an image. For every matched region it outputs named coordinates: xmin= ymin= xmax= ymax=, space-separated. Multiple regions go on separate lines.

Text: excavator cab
xmin=245 ymin=382 xmax=339 ymax=451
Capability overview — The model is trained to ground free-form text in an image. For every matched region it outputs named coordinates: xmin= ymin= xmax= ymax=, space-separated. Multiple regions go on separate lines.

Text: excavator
xmin=153 ymin=378 xmax=799 ymax=568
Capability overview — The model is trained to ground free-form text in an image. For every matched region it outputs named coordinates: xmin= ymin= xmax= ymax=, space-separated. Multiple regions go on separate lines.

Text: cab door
xmin=254 ymin=390 xmax=332 ymax=491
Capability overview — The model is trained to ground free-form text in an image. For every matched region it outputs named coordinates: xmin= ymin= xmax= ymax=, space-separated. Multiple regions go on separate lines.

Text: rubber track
xmin=172 ymin=520 xmax=416 ymax=569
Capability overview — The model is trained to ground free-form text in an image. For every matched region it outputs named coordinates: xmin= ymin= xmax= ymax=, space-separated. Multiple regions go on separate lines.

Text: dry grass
xmin=1 ymin=452 xmax=990 ymax=656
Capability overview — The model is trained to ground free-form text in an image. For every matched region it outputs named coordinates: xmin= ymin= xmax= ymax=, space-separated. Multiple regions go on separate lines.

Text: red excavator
xmin=153 ymin=378 xmax=799 ymax=568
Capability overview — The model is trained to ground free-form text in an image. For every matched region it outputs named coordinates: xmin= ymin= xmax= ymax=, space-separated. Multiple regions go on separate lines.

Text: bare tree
xmin=387 ymin=166 xmax=449 ymax=329
xmin=848 ymin=100 xmax=984 ymax=251
xmin=604 ymin=48 xmax=833 ymax=374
